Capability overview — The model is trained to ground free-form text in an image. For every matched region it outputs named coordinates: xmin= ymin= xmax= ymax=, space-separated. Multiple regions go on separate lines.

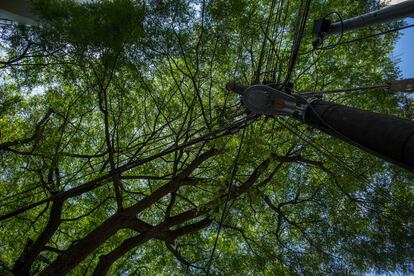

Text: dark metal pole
xmin=0 ymin=0 xmax=39 ymax=25
xmin=305 ymin=100 xmax=414 ymax=172
xmin=326 ymin=0 xmax=414 ymax=37
xmin=390 ymin=78 xmax=414 ymax=92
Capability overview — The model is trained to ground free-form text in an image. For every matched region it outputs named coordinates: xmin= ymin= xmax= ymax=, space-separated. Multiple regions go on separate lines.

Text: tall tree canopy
xmin=0 ymin=0 xmax=413 ymax=274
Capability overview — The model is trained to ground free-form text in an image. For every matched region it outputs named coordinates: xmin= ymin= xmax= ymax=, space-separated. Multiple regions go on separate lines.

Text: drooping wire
xmin=276 ymin=118 xmax=362 ymax=178
xmin=299 ymin=18 xmax=414 ymax=55
xmin=304 ymin=96 xmax=414 ymax=174
xmin=297 ymin=84 xmax=389 ymax=97
xmin=292 ymin=10 xmax=344 ymax=56
xmin=281 ymin=119 xmax=406 ymax=216
xmin=205 ymin=126 xmax=247 ymax=275
xmin=316 ymin=11 xmax=344 ymax=50
xmin=330 ymin=23 xmax=414 ymax=47
xmin=293 ymin=48 xmax=322 ymax=83
xmin=277 ymin=117 xmax=404 ymax=217
xmin=276 ymin=118 xmax=393 ymax=209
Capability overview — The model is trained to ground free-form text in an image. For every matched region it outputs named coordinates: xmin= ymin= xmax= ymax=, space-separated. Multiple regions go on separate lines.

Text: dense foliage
xmin=0 ymin=0 xmax=413 ymax=274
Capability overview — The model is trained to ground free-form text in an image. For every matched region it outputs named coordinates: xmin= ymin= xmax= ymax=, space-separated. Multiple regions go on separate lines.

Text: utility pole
xmin=390 ymin=78 xmax=414 ymax=92
xmin=313 ymin=0 xmax=414 ymax=46
xmin=226 ymin=2 xmax=414 ymax=172
xmin=305 ymin=100 xmax=414 ymax=172
xmin=226 ymin=82 xmax=414 ymax=173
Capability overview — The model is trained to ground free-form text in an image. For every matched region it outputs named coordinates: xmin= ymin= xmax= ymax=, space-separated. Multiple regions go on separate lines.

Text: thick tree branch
xmin=40 ymin=149 xmax=218 ymax=275
xmin=12 ymin=198 xmax=64 ymax=276
xmin=0 ymin=115 xmax=251 ymax=222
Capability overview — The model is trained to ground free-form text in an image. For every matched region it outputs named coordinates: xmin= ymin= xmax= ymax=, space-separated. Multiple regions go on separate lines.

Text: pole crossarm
xmin=312 ymin=0 xmax=414 ymax=46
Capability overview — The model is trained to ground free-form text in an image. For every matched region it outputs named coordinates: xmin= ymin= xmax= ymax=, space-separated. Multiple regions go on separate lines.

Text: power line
xmin=254 ymin=0 xmax=278 ymax=83
xmin=281 ymin=0 xmax=312 ymax=88
xmin=293 ymin=49 xmax=322 ymax=83
xmin=297 ymin=84 xmax=389 ymax=97
xmin=277 ymin=118 xmax=405 ymax=219
xmin=263 ymin=0 xmax=285 ymax=82
xmin=321 ymin=11 xmax=344 ymax=50
xmin=278 ymin=115 xmax=407 ymax=208
xmin=321 ymin=23 xmax=414 ymax=49
xmin=205 ymin=126 xmax=247 ymax=275
xmin=276 ymin=118 xmax=360 ymax=177
xmin=274 ymin=0 xmax=292 ymax=83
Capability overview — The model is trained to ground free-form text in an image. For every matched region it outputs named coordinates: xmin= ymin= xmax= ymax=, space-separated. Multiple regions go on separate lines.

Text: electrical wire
xmin=277 ymin=117 xmax=404 ymax=217
xmin=297 ymin=84 xmax=389 ymax=97
xmin=277 ymin=118 xmax=404 ymax=214
xmin=317 ymin=11 xmax=344 ymax=50
xmin=293 ymin=49 xmax=322 ymax=83
xmin=299 ymin=10 xmax=345 ymax=55
xmin=323 ymin=23 xmax=414 ymax=48
xmin=281 ymin=0 xmax=312 ymax=88
xmin=254 ymin=0 xmax=278 ymax=83
xmin=274 ymin=0 xmax=292 ymax=83
xmin=276 ymin=118 xmax=362 ymax=178
xmin=0 ymin=108 xmax=245 ymax=209
xmin=205 ymin=126 xmax=247 ymax=276
xmin=263 ymin=0 xmax=285 ymax=82
xmin=300 ymin=19 xmax=414 ymax=55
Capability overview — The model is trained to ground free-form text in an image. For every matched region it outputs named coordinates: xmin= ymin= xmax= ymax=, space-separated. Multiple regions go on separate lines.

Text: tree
xmin=0 ymin=0 xmax=413 ymax=274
